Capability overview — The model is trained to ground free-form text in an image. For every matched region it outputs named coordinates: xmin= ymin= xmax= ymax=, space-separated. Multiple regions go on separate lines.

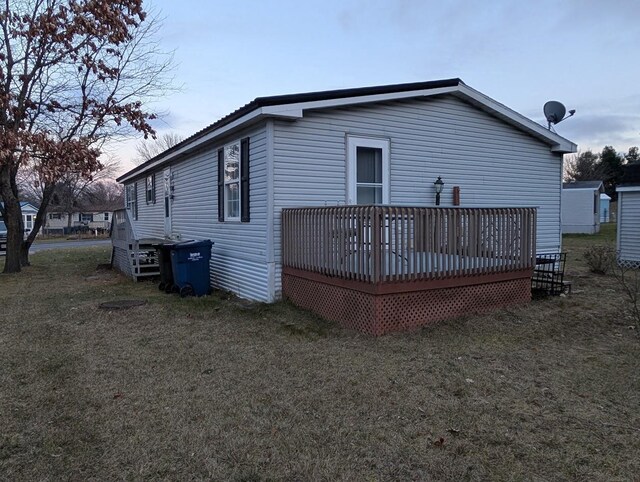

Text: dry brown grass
xmin=1 ymin=237 xmax=639 ymax=481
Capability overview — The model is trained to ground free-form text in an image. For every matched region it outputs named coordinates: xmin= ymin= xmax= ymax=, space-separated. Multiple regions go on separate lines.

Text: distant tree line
xmin=564 ymin=146 xmax=639 ymax=199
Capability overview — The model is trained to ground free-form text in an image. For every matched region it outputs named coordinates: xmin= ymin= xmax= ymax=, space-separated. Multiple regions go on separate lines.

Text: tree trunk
xmin=20 ymin=184 xmax=55 ymax=267
xmin=19 ymin=239 xmax=29 ymax=266
xmin=0 ymin=165 xmax=24 ymax=273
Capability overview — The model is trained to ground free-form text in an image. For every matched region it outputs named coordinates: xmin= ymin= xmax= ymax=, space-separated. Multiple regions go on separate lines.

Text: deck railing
xmin=282 ymin=206 xmax=537 ymax=284
xmin=111 ymin=208 xmax=137 ymax=248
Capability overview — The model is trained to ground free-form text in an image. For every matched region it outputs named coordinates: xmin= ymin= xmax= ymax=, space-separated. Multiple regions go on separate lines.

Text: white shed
xmin=114 ymin=79 xmax=576 ymax=302
xmin=600 ymin=193 xmax=611 ymax=223
xmin=617 ymin=164 xmax=640 ymax=267
xmin=562 ymin=181 xmax=603 ymax=234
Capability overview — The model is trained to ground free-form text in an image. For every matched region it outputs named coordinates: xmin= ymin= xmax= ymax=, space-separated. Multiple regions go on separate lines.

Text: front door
xmin=163 ymin=168 xmax=172 ymax=237
xmin=346 ymin=136 xmax=390 ymax=205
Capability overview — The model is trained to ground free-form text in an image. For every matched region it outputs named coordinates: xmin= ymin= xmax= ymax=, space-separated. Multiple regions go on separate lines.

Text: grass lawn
xmin=1 ymin=233 xmax=639 ymax=480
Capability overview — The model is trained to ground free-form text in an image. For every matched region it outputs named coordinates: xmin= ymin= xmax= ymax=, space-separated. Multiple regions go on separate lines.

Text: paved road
xmin=30 ymin=239 xmax=112 ymax=253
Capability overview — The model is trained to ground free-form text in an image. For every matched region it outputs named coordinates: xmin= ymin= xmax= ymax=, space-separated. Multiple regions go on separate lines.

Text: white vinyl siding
xmin=131 ymin=174 xmax=164 ymax=238
xmin=617 ymin=190 xmax=640 ymax=264
xmin=272 ymin=95 xmax=564 ymax=298
xmin=562 ymin=188 xmax=600 ymax=234
xmin=125 ymin=124 xmax=269 ymax=301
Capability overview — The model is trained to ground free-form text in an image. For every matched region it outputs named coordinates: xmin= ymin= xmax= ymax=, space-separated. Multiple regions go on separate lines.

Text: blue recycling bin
xmin=170 ymin=240 xmax=213 ymax=297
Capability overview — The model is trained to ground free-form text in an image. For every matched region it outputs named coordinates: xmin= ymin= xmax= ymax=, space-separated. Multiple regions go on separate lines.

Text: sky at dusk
xmin=111 ymin=0 xmax=640 ymax=173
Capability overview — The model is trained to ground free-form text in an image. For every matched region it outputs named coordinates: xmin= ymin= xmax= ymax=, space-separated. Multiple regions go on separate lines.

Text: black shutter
xmin=217 ymin=148 xmax=224 ymax=222
xmin=152 ymin=174 xmax=156 ymax=204
xmin=240 ymin=137 xmax=250 ymax=222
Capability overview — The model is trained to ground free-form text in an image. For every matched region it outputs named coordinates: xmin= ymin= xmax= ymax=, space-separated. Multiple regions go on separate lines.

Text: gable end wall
xmin=272 ymin=95 xmax=564 ymax=299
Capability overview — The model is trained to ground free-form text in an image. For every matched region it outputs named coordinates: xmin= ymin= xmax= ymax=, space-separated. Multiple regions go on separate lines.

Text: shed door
xmin=163 ymin=168 xmax=172 ymax=237
xmin=347 ymin=136 xmax=390 ymax=205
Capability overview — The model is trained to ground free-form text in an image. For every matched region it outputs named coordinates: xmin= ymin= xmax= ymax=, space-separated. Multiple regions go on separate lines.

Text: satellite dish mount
xmin=544 ymin=101 xmax=575 ymax=130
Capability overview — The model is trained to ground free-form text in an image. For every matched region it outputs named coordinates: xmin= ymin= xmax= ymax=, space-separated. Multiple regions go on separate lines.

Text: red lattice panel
xmin=282 ymin=274 xmax=377 ymax=334
xmin=283 ymin=274 xmax=531 ymax=336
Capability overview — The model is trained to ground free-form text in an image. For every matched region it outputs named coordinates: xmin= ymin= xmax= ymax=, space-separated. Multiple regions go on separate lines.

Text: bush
xmin=583 ymin=244 xmax=616 ymax=274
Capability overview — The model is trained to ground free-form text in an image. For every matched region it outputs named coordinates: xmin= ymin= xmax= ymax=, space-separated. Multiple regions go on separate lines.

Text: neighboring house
xmin=617 ymin=163 xmax=640 ymax=268
xmin=44 ymin=210 xmax=112 ymax=235
xmin=115 ymin=78 xmax=576 ymax=304
xmin=0 ymin=202 xmax=40 ymax=237
xmin=600 ymin=193 xmax=611 ymax=223
xmin=561 ymin=181 xmax=603 ymax=234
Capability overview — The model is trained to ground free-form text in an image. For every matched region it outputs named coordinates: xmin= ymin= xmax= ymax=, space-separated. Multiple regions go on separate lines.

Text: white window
xmin=125 ymin=183 xmax=137 ymax=220
xmin=347 ymin=136 xmax=390 ymax=205
xmin=24 ymin=214 xmax=33 ymax=231
xmin=145 ymin=174 xmax=155 ymax=204
xmin=81 ymin=213 xmax=93 ymax=223
xmin=104 ymin=212 xmax=109 ymax=221
xmin=49 ymin=213 xmax=62 ymax=220
xmin=224 ymin=142 xmax=241 ymax=220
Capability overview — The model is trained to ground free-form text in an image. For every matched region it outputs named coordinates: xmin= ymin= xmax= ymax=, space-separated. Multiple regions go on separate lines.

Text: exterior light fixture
xmin=434 ymin=176 xmax=444 ymax=206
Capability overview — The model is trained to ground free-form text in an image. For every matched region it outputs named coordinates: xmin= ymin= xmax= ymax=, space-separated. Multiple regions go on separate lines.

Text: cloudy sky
xmin=112 ymin=0 xmax=640 ymax=173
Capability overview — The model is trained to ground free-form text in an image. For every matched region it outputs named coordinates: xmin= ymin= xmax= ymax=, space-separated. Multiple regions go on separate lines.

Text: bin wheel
xmin=180 ymin=285 xmax=194 ymax=298
xmin=158 ymin=282 xmax=165 ymax=291
xmin=165 ymin=284 xmax=174 ymax=294
xmin=171 ymin=284 xmax=179 ymax=294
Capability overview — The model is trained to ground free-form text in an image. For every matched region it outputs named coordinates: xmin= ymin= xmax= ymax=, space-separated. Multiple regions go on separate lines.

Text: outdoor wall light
xmin=434 ymin=176 xmax=444 ymax=206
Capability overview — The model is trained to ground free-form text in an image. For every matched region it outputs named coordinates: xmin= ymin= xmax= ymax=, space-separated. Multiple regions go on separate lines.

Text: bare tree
xmin=564 ymin=150 xmax=609 ymax=182
xmin=0 ymin=0 xmax=174 ymax=272
xmin=84 ymin=180 xmax=124 ymax=211
xmin=18 ymin=158 xmax=120 ymax=221
xmin=613 ymin=262 xmax=640 ymax=335
xmin=135 ymin=132 xmax=183 ymax=164
xmin=48 ymin=159 xmax=120 ymax=227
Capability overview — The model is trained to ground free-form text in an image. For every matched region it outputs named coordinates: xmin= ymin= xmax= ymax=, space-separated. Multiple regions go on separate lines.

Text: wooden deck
xmin=282 ymin=206 xmax=537 ymax=335
xmin=110 ymin=209 xmax=163 ymax=280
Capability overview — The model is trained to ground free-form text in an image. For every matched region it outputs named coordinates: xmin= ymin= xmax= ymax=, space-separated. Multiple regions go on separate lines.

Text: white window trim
xmin=224 ymin=140 xmax=242 ymax=221
xmin=126 ymin=183 xmax=137 ymax=219
xmin=145 ymin=174 xmax=155 ymax=204
xmin=346 ymin=135 xmax=390 ymax=205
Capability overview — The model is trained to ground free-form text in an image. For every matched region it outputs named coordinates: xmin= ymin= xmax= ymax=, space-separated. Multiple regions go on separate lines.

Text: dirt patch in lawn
xmin=0 ymin=243 xmax=639 ymax=480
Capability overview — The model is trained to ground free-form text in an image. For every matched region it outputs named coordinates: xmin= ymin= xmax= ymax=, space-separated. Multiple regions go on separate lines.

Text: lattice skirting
xmin=283 ymin=274 xmax=531 ymax=336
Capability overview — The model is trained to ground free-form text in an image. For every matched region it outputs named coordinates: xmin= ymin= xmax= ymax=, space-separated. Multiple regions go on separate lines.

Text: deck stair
xmin=129 ymin=239 xmax=161 ymax=279
xmin=110 ymin=209 xmax=165 ymax=281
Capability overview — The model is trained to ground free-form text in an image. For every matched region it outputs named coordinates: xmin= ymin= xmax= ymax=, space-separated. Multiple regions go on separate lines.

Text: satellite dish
xmin=543 ymin=101 xmax=575 ymax=130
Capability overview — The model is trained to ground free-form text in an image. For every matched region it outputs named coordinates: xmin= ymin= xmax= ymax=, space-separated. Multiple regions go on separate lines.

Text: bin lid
xmin=151 ymin=241 xmax=180 ymax=248
xmin=172 ymin=239 xmax=213 ymax=249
